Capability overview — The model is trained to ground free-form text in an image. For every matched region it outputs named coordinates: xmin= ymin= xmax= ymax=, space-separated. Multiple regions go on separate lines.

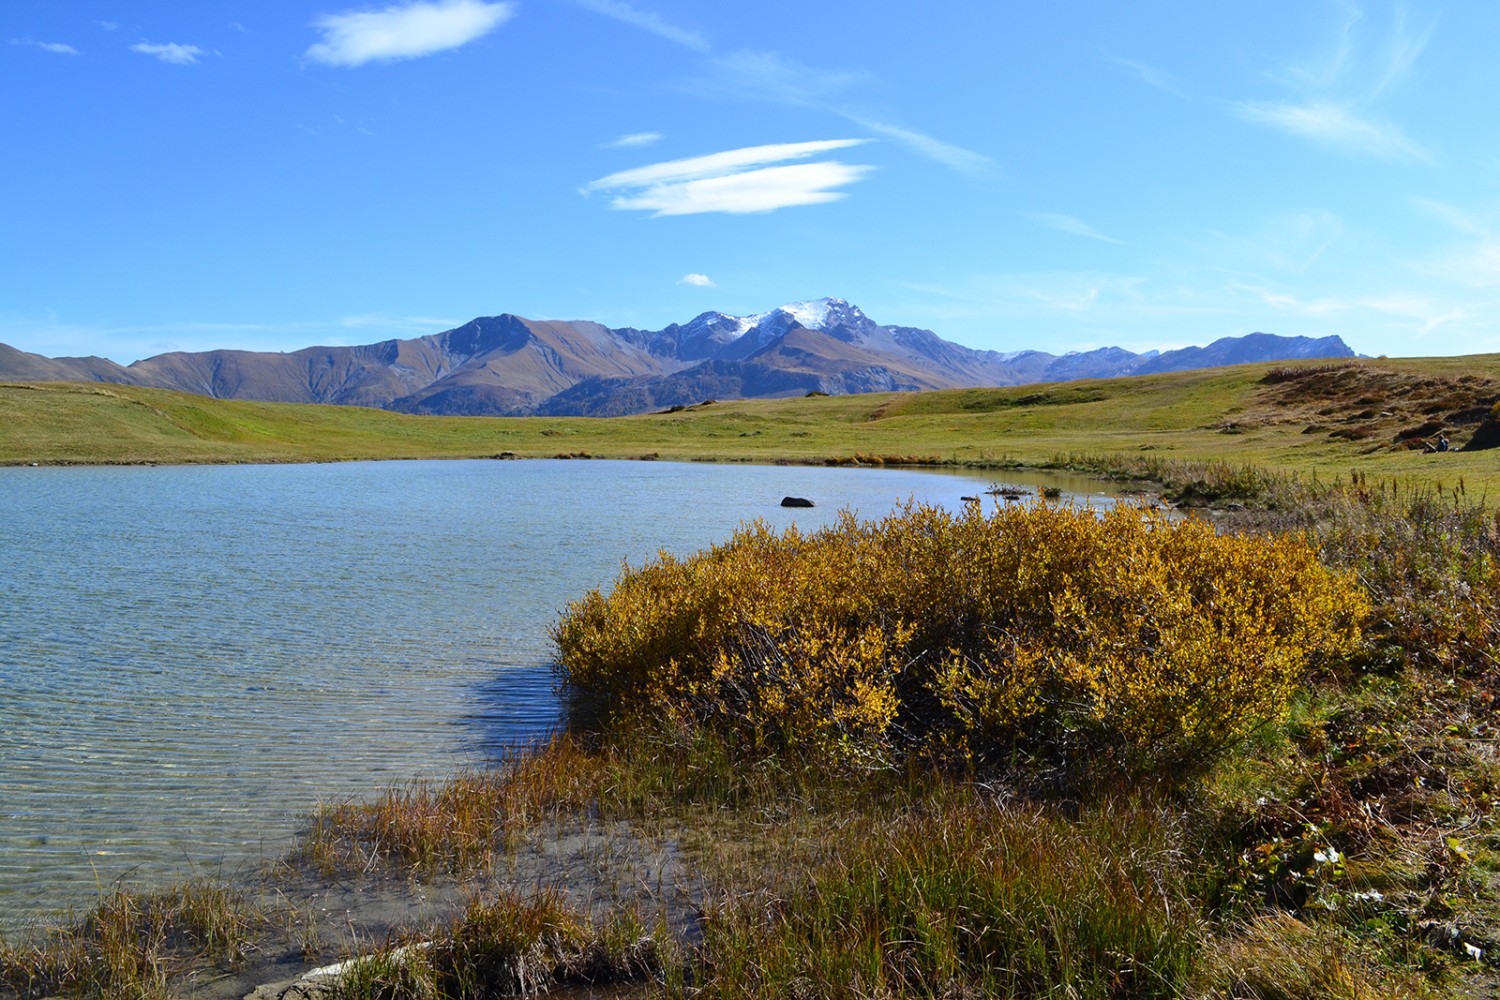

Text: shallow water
xmin=0 ymin=458 xmax=1118 ymax=928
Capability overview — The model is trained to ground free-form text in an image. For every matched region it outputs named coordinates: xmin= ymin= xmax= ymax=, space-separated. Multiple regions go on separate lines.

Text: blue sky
xmin=5 ymin=0 xmax=1500 ymax=364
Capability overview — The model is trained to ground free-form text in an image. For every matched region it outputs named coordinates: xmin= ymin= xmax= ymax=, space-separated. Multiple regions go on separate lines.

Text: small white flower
xmin=1313 ymin=847 xmax=1340 ymax=864
xmin=1464 ymin=941 xmax=1483 ymax=961
xmin=1352 ymin=890 xmax=1384 ymax=902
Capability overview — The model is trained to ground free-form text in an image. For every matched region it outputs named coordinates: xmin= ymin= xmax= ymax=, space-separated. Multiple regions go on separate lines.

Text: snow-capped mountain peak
xmin=769 ymin=297 xmax=867 ymax=331
xmin=710 ymin=297 xmax=865 ymax=339
xmin=772 ymin=297 xmax=842 ymax=329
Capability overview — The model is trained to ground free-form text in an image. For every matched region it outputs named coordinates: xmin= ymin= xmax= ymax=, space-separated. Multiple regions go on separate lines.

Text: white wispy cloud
xmin=1274 ymin=1 xmax=1432 ymax=97
xmin=1356 ymin=295 xmax=1471 ymax=336
xmin=95 ymin=21 xmax=120 ymax=32
xmin=707 ymin=50 xmax=864 ymax=106
xmin=10 ymin=37 xmax=79 ymax=56
xmin=1204 ymin=208 xmax=1345 ymax=273
xmin=1409 ymin=199 xmax=1500 ymax=287
xmin=306 ymin=0 xmax=515 ymax=68
xmin=1234 ymin=99 xmax=1428 ymax=162
xmin=570 ymin=0 xmax=708 ymax=53
xmin=587 ymin=139 xmax=866 ymax=191
xmin=1109 ymin=56 xmax=1191 ymax=99
xmin=607 ymin=161 xmax=872 ymax=216
xmin=1020 ymin=212 xmax=1127 ymax=246
xmin=335 ymin=313 xmax=461 ymax=330
xmin=1236 ymin=3 xmax=1435 ymax=162
xmin=1417 ymin=239 xmax=1500 ymax=289
xmin=131 ymin=42 xmax=206 ymax=65
xmin=895 ymin=235 xmax=1500 ymax=356
xmin=604 ymin=131 xmax=663 ymax=149
xmin=917 ymin=271 xmax=1156 ymax=317
xmin=1413 ymin=197 xmax=1485 ymax=235
xmin=1263 ymin=208 xmax=1344 ymax=271
xmin=847 ymin=117 xmax=992 ymax=175
xmin=1232 ymin=283 xmax=1352 ymax=317
xmin=1369 ymin=8 xmax=1433 ymax=97
xmin=705 ymin=51 xmax=992 ymax=175
xmin=1234 ymin=282 xmax=1473 ymax=338
xmin=679 ymin=273 xmax=715 ymax=287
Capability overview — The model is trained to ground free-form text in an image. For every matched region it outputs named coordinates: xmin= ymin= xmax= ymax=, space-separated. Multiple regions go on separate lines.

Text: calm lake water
xmin=0 ymin=459 xmax=1119 ymax=929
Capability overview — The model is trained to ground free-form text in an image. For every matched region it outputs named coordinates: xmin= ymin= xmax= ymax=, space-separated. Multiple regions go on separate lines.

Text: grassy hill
xmin=7 ymin=355 xmax=1500 ymax=998
xmin=5 ymin=353 xmax=1499 ymax=495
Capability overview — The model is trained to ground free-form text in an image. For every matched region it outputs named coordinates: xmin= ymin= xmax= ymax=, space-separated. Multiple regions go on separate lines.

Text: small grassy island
xmin=4 ymin=357 xmax=1500 ymax=998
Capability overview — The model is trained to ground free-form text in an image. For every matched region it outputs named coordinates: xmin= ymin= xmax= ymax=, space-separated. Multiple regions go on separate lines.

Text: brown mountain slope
xmin=0 ymin=343 xmax=140 ymax=384
xmin=745 ymin=326 xmax=954 ymax=388
xmin=390 ymin=317 xmax=671 ymax=415
xmin=0 ymin=298 xmax=1358 ymax=417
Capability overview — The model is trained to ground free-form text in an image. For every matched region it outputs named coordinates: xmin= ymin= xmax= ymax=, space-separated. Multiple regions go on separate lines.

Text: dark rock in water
xmin=781 ymin=496 xmax=815 ymax=508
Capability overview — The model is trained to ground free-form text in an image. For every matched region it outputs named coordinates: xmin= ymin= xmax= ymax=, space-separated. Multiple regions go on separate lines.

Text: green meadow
xmin=5 ymin=357 xmax=1500 ymax=999
xmin=4 ymin=353 xmax=1499 ymax=497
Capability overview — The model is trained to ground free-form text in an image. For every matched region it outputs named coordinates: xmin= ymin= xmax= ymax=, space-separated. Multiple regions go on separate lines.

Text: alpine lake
xmin=0 ymin=458 xmax=1124 ymax=931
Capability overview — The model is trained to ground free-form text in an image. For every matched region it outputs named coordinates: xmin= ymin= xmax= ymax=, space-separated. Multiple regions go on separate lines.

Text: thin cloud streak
xmin=705 ymin=50 xmax=991 ymax=174
xmin=131 ymin=42 xmax=206 ymax=65
xmin=571 ymin=0 xmax=709 ymax=53
xmin=1370 ymin=8 xmax=1433 ymax=97
xmin=1233 ymin=99 xmax=1429 ymax=162
xmin=10 ymin=37 xmax=80 ymax=55
xmin=679 ymin=273 xmax=715 ymax=287
xmin=306 ymin=0 xmax=515 ymax=67
xmin=708 ymin=49 xmax=864 ymax=105
xmin=604 ymin=131 xmax=663 ymax=148
xmin=847 ymin=116 xmax=992 ymax=175
xmin=1232 ymin=283 xmax=1352 ymax=317
xmin=1109 ymin=56 xmax=1192 ymax=99
xmin=1021 ymin=212 xmax=1127 ymax=245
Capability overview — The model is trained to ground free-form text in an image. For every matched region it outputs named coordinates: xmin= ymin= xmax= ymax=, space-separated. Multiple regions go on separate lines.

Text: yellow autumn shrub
xmin=552 ymin=501 xmax=1369 ymax=773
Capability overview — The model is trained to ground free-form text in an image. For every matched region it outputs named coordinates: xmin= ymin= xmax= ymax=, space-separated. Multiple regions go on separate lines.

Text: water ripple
xmin=0 ymin=459 xmax=1105 ymax=928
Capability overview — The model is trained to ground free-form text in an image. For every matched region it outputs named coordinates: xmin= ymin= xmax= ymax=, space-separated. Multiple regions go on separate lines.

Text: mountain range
xmin=0 ymin=298 xmax=1355 ymax=417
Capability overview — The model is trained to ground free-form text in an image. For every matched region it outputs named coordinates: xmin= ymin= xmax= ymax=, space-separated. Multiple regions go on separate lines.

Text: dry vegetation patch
xmin=1251 ymin=362 xmax=1500 ymax=452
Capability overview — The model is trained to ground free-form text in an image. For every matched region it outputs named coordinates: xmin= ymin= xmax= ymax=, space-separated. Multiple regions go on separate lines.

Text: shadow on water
xmin=459 ymin=664 xmax=564 ymax=762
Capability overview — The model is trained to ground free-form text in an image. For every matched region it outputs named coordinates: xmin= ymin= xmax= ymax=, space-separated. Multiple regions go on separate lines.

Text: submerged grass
xmin=325 ymin=891 xmax=663 ymax=1000
xmin=0 ymin=881 xmax=255 ymax=1000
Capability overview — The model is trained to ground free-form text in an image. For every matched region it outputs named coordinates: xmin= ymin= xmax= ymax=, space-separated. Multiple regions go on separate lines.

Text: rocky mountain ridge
xmin=0 ymin=298 xmax=1356 ymax=417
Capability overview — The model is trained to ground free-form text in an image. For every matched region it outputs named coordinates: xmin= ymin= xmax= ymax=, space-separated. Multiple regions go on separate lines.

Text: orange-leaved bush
xmin=552 ymin=501 xmax=1368 ymax=775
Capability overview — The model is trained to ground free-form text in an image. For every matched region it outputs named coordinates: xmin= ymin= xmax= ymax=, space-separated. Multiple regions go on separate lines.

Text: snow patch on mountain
xmin=719 ymin=297 xmax=864 ymax=340
xmin=779 ymin=298 xmax=836 ymax=329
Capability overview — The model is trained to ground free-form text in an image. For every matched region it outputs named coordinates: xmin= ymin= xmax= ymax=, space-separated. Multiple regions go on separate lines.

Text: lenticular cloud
xmin=306 ymin=0 xmax=516 ymax=67
xmin=584 ymin=139 xmax=873 ymax=216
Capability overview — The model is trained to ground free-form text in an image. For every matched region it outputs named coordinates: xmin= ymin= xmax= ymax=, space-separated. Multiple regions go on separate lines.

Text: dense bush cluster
xmin=1244 ymin=475 xmax=1500 ymax=676
xmin=554 ymin=501 xmax=1368 ymax=776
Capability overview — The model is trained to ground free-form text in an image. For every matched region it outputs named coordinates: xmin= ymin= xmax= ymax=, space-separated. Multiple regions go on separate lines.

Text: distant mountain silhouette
xmin=0 ymin=298 xmax=1356 ymax=416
